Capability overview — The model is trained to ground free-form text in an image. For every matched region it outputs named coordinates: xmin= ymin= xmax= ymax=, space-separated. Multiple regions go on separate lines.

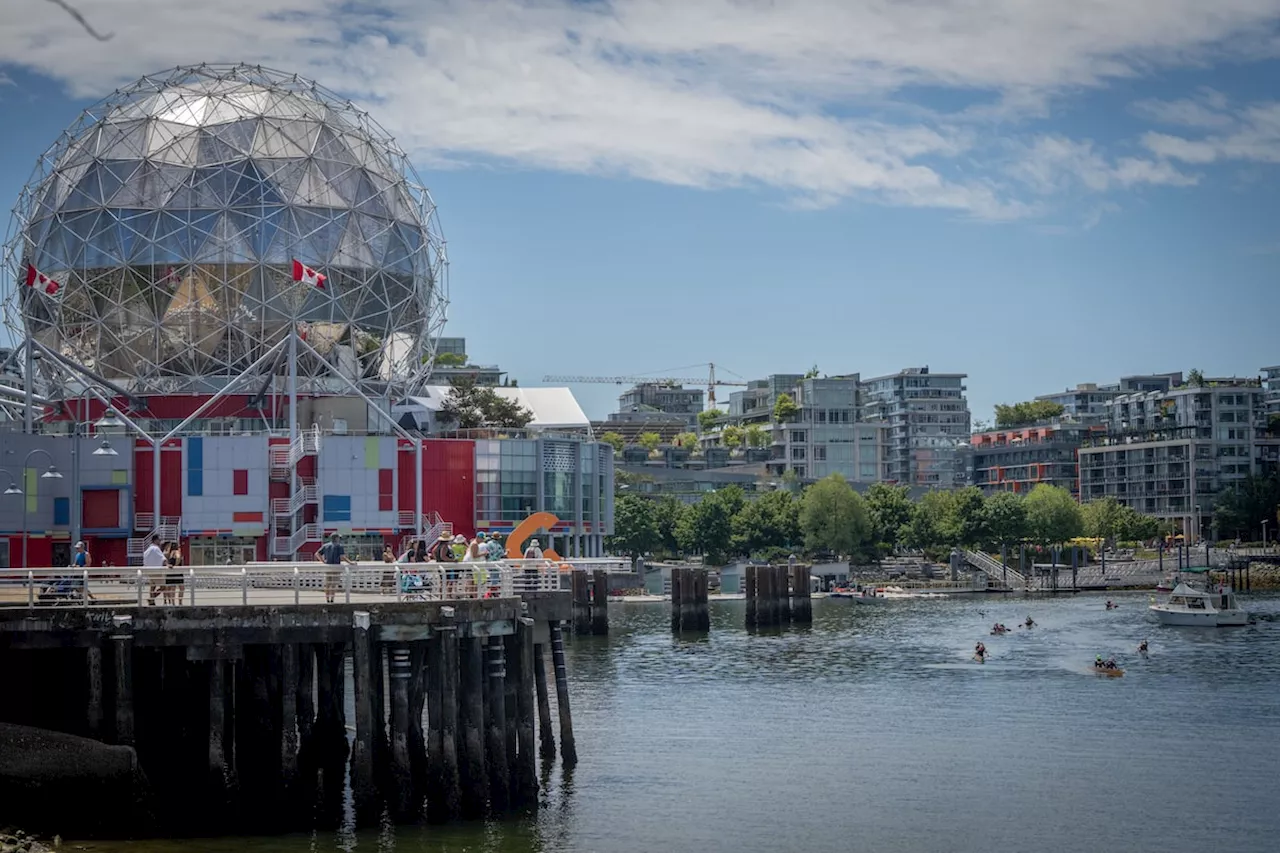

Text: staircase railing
xmin=963 ymin=549 xmax=1026 ymax=587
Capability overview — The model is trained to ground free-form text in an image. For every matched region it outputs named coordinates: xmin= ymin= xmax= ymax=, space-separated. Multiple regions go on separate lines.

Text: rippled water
xmin=91 ymin=591 xmax=1280 ymax=853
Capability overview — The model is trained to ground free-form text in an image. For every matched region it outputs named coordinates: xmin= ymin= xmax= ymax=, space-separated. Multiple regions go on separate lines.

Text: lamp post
xmin=1263 ymin=519 xmax=1270 ymax=549
xmin=6 ymin=449 xmax=64 ymax=568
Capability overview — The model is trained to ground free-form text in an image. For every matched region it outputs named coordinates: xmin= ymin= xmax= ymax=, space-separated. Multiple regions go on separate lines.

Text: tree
xmin=1213 ymin=474 xmax=1280 ymax=541
xmin=981 ymin=491 xmax=1028 ymax=552
xmin=745 ymin=424 xmax=769 ymax=448
xmin=804 ymin=364 xmax=820 ymax=379
xmin=675 ymin=490 xmax=736 ymax=564
xmin=772 ymin=393 xmax=800 ymax=424
xmin=732 ymin=489 xmax=800 ymax=556
xmin=901 ymin=491 xmax=950 ymax=552
xmin=1188 ymin=368 xmax=1205 ymax=387
xmin=600 ymin=431 xmax=625 ymax=455
xmin=798 ymin=474 xmax=871 ymax=556
xmin=697 ymin=408 xmax=725 ymax=432
xmin=434 ymin=351 xmax=467 ymax=367
xmin=993 ymin=400 xmax=1065 ymax=428
xmin=637 ymin=432 xmax=662 ymax=453
xmin=864 ymin=483 xmax=913 ymax=552
xmin=440 ymin=377 xmax=533 ymax=429
xmin=1081 ymin=497 xmax=1125 ymax=545
xmin=606 ymin=494 xmax=660 ymax=557
xmin=1023 ymin=483 xmax=1083 ymax=546
xmin=652 ymin=496 xmax=686 ymax=556
xmin=946 ymin=486 xmax=987 ymax=547
xmin=722 ymin=425 xmax=744 ymax=448
xmin=673 ymin=431 xmax=700 ymax=451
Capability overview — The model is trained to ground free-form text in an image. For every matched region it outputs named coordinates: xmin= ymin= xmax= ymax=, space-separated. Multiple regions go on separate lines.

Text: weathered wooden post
xmin=791 ymin=564 xmax=812 ymax=623
xmin=695 ymin=569 xmax=710 ymax=631
xmin=279 ymin=643 xmax=299 ymax=788
xmin=549 ymin=623 xmax=577 ymax=766
xmin=437 ymin=613 xmax=461 ymax=819
xmin=208 ymin=658 xmax=229 ymax=800
xmin=777 ymin=566 xmax=792 ymax=624
xmin=425 ymin=634 xmax=444 ymax=818
xmin=111 ymin=631 xmax=134 ymax=746
xmin=389 ymin=644 xmax=418 ymax=818
xmin=514 ymin=616 xmax=538 ymax=806
xmin=571 ymin=570 xmax=591 ymax=635
xmin=681 ymin=568 xmax=699 ymax=630
xmin=670 ymin=567 xmax=684 ymax=632
xmin=745 ymin=565 xmax=758 ymax=627
xmin=591 ymin=569 xmax=609 ymax=635
xmin=485 ymin=637 xmax=510 ymax=811
xmin=87 ymin=643 xmax=103 ymax=738
xmin=296 ymin=643 xmax=314 ymax=743
xmin=533 ymin=641 xmax=555 ymax=760
xmin=457 ymin=636 xmax=487 ymax=819
xmin=350 ymin=613 xmax=379 ymax=822
xmin=757 ymin=564 xmax=773 ymax=626
xmin=502 ymin=633 xmax=519 ymax=801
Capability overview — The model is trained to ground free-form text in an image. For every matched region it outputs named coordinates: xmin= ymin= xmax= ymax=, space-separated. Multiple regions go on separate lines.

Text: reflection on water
xmin=88 ymin=592 xmax=1280 ymax=853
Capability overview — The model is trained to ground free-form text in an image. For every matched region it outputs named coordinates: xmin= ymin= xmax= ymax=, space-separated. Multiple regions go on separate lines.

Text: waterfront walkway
xmin=0 ymin=558 xmax=627 ymax=609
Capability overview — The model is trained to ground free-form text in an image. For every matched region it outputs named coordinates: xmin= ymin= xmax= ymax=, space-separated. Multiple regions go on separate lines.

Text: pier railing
xmin=0 ymin=558 xmax=628 ymax=610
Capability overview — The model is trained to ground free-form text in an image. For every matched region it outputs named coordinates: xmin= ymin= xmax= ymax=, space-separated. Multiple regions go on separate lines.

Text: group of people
xmin=974 ymin=616 xmax=1036 ymax=661
xmin=990 ymin=622 xmax=1011 ymax=634
xmin=141 ymin=534 xmax=185 ymax=605
xmin=1094 ymin=654 xmax=1120 ymax=670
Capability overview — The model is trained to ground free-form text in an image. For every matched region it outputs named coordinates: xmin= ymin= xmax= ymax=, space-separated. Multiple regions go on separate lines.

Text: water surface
xmin=91 ymin=591 xmax=1280 ymax=853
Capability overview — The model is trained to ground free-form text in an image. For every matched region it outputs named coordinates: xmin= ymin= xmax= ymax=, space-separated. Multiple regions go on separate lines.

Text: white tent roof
xmin=397 ymin=386 xmax=590 ymax=430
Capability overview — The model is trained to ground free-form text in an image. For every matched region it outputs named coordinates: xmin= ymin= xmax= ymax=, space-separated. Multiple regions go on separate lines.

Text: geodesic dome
xmin=2 ymin=64 xmax=447 ymax=396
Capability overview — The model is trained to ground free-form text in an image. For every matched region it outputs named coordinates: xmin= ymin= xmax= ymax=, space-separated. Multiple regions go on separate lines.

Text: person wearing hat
xmin=430 ymin=531 xmax=456 ymax=563
xmin=450 ymin=533 xmax=468 ymax=562
xmin=523 ymin=538 xmax=544 ymax=560
xmin=316 ymin=533 xmax=353 ymax=604
xmin=72 ymin=540 xmax=91 ymax=569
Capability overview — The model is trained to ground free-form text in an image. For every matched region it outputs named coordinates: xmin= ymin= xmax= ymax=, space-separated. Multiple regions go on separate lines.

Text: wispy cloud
xmin=1143 ymin=101 xmax=1280 ymax=164
xmin=0 ymin=0 xmax=1278 ymax=218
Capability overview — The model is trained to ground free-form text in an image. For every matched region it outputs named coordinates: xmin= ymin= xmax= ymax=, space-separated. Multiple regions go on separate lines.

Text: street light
xmin=4 ymin=449 xmax=63 ymax=568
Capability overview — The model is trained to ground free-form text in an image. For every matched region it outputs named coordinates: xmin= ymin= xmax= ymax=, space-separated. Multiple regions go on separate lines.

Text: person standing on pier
xmin=317 ymin=533 xmax=354 ymax=603
xmin=143 ymin=534 xmax=165 ymax=605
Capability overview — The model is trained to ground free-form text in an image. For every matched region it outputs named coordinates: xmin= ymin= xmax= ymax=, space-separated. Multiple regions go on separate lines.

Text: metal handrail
xmin=0 ymin=558 xmax=623 ymax=610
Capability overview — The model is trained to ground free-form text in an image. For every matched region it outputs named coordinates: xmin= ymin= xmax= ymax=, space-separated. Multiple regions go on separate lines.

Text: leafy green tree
xmin=798 ymin=474 xmax=872 ymax=556
xmin=732 ymin=489 xmax=800 ymax=556
xmin=901 ymin=491 xmax=950 ymax=551
xmin=697 ymin=408 xmax=725 ymax=432
xmin=1119 ymin=507 xmax=1161 ymax=542
xmin=434 ymin=351 xmax=467 ymax=367
xmin=600 ymin=431 xmax=625 ymax=455
xmin=946 ymin=486 xmax=987 ymax=547
xmin=1188 ymin=368 xmax=1205 ymax=387
xmin=1213 ymin=474 xmax=1280 ymax=541
xmin=980 ymin=491 xmax=1028 ymax=552
xmin=772 ymin=393 xmax=800 ymax=424
xmin=1081 ymin=497 xmax=1125 ymax=544
xmin=1023 ymin=483 xmax=1083 ymax=546
xmin=676 ymin=491 xmax=736 ymax=564
xmin=804 ymin=364 xmax=820 ymax=379
xmin=637 ymin=432 xmax=662 ymax=453
xmin=722 ymin=425 xmax=744 ymax=448
xmin=440 ymin=377 xmax=533 ymax=428
xmin=673 ymin=431 xmax=700 ymax=450
xmin=864 ymin=483 xmax=913 ymax=552
xmin=993 ymin=400 xmax=1066 ymax=428
xmin=652 ymin=496 xmax=686 ymax=556
xmin=606 ymin=494 xmax=660 ymax=557
xmin=745 ymin=424 xmax=769 ymax=448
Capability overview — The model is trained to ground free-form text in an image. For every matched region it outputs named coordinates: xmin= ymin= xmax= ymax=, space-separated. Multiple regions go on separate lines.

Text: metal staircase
xmin=270 ymin=426 xmax=323 ymax=558
xmin=962 ymin=549 xmax=1026 ymax=588
xmin=127 ymin=515 xmax=182 ymax=564
xmin=397 ymin=512 xmax=452 ymax=555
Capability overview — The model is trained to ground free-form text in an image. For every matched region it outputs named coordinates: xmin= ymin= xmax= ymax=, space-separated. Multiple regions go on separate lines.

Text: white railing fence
xmin=0 ymin=558 xmax=627 ymax=610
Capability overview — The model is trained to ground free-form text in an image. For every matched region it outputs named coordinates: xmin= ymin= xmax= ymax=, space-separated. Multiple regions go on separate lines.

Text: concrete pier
xmin=0 ymin=595 xmax=573 ymax=836
xmin=670 ymin=567 xmax=709 ymax=632
xmin=745 ymin=564 xmax=812 ymax=628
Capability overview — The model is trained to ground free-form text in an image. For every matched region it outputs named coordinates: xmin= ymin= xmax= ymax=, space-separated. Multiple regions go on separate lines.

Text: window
xmin=233 ymin=469 xmax=248 ymax=495
xmin=791 ymin=431 xmax=806 ymax=443
xmin=791 ymin=447 xmax=806 ymax=460
xmin=812 ymin=447 xmax=826 ymax=461
xmin=378 ymin=469 xmax=394 ymax=511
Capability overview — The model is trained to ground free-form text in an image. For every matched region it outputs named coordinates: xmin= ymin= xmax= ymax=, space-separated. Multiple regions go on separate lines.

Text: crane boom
xmin=542 ymin=362 xmax=746 ymax=407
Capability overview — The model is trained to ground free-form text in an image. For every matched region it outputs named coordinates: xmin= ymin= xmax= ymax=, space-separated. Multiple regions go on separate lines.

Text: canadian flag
xmin=25 ymin=264 xmax=61 ymax=297
xmin=291 ymin=259 xmax=326 ymax=290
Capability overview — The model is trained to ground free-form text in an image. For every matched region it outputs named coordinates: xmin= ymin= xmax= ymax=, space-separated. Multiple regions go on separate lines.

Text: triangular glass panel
xmin=147 ymin=120 xmax=200 ymax=166
xmin=292 ymin=207 xmax=346 ymax=264
xmin=333 ymin=215 xmax=375 ymax=267
xmin=64 ymin=162 xmax=106 ymax=211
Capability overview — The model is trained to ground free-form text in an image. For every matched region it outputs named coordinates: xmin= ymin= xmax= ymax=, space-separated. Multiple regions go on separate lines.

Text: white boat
xmin=1149 ymin=583 xmax=1249 ymax=627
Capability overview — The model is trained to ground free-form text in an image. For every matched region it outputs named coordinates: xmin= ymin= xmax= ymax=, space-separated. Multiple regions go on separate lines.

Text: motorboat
xmin=1148 ymin=583 xmax=1249 ymax=627
xmin=830 ymin=586 xmax=884 ymax=603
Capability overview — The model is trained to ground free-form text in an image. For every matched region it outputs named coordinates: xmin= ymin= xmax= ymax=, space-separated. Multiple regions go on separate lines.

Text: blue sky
xmin=1 ymin=0 xmax=1278 ymax=422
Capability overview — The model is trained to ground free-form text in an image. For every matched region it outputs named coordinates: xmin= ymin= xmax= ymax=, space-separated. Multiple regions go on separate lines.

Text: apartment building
xmin=1077 ymin=378 xmax=1280 ymax=539
xmin=726 ymin=375 xmax=804 ymax=426
xmin=763 ymin=375 xmax=890 ymax=483
xmin=969 ymin=420 xmax=1102 ymax=497
xmin=617 ymin=383 xmax=706 ymax=429
xmin=1035 ymin=373 xmax=1182 ymax=421
xmin=1262 ymin=366 xmax=1280 ymax=415
xmin=859 ymin=367 xmax=971 ymax=487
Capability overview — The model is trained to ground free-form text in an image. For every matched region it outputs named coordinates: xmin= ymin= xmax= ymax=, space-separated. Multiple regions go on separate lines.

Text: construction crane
xmin=543 ymin=362 xmax=746 ymax=407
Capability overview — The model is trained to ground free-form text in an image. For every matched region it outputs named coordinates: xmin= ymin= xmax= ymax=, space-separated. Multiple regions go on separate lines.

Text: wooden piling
xmin=425 ymin=633 xmax=445 ymax=820
xmin=591 ymin=569 xmax=609 ymax=635
xmin=681 ymin=568 xmax=699 ymax=630
xmin=503 ymin=634 xmax=519 ymax=802
xmin=437 ymin=621 xmax=461 ymax=820
xmin=485 ymin=636 xmax=510 ymax=811
xmin=296 ymin=642 xmax=314 ymax=743
xmin=776 ymin=566 xmax=792 ymax=624
xmin=571 ymin=570 xmax=591 ymax=635
xmin=670 ymin=567 xmax=684 ymax=632
xmin=350 ymin=616 xmax=378 ymax=820
xmin=514 ymin=617 xmax=538 ymax=806
xmin=86 ymin=643 xmax=103 ymax=738
xmin=549 ymin=623 xmax=577 ymax=766
xmin=533 ymin=642 xmax=555 ymax=760
xmin=208 ymin=659 xmax=228 ymax=799
xmin=389 ymin=643 xmax=417 ymax=818
xmin=745 ymin=565 xmax=758 ymax=627
xmin=791 ymin=565 xmax=813 ymax=623
xmin=457 ymin=636 xmax=488 ymax=819
xmin=695 ymin=570 xmax=710 ymax=631
xmin=279 ymin=643 xmax=299 ymax=786
xmin=112 ymin=633 xmax=134 ymax=746
xmin=757 ymin=564 xmax=772 ymax=626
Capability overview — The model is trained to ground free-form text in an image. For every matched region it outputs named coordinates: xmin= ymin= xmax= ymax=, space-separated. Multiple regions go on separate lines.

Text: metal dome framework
xmin=2 ymin=63 xmax=449 ymax=402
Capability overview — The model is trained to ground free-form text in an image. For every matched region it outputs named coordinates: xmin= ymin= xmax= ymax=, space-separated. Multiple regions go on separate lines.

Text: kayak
xmin=1092 ymin=667 xmax=1125 ymax=677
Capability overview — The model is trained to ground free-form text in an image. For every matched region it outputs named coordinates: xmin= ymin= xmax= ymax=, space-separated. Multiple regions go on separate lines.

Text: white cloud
xmin=1143 ymin=102 xmax=1280 ymax=164
xmin=1131 ymin=88 xmax=1235 ymax=128
xmin=1008 ymin=136 xmax=1197 ymax=195
xmin=0 ymin=0 xmax=1278 ymax=217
